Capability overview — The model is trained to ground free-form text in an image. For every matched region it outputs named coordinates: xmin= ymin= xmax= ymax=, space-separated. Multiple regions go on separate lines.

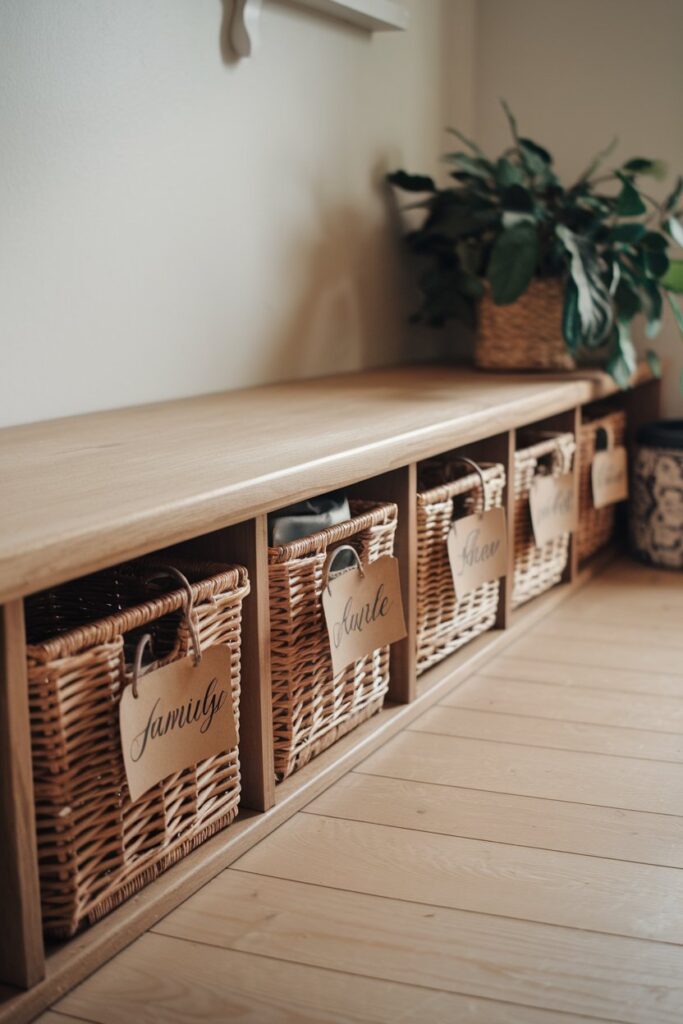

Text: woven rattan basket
xmin=476 ymin=278 xmax=576 ymax=372
xmin=25 ymin=558 xmax=249 ymax=938
xmin=578 ymin=408 xmax=627 ymax=562
xmin=513 ymin=432 xmax=576 ymax=607
xmin=416 ymin=459 xmax=505 ymax=674
xmin=268 ymin=500 xmax=397 ymax=780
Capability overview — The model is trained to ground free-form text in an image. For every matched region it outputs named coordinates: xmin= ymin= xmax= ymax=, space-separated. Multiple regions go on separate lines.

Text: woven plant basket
xmin=578 ymin=408 xmax=627 ymax=563
xmin=513 ymin=431 xmax=576 ymax=607
xmin=25 ymin=558 xmax=249 ymax=939
xmin=476 ymin=278 xmax=576 ymax=372
xmin=268 ymin=500 xmax=397 ymax=781
xmin=416 ymin=458 xmax=505 ymax=674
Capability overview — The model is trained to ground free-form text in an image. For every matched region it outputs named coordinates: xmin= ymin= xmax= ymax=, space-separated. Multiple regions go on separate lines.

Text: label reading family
xmin=119 ymin=645 xmax=235 ymax=803
xmin=529 ymin=473 xmax=576 ymax=546
xmin=592 ymin=447 xmax=628 ymax=509
xmin=447 ymin=507 xmax=508 ymax=598
xmin=322 ymin=555 xmax=407 ymax=676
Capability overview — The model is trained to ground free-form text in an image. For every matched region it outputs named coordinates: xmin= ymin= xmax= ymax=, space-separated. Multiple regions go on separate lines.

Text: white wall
xmin=474 ymin=0 xmax=683 ymax=414
xmin=3 ymin=0 xmax=680 ymax=428
xmin=0 ymin=0 xmax=471 ymax=427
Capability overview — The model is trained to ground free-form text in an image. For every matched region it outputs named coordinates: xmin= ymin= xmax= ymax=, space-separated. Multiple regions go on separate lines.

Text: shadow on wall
xmin=214 ymin=0 xmax=465 ymax=379
xmin=261 ymin=168 xmax=468 ymax=382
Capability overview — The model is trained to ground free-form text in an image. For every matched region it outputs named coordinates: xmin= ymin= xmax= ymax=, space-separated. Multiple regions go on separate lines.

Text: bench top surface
xmin=0 ymin=363 xmax=649 ymax=601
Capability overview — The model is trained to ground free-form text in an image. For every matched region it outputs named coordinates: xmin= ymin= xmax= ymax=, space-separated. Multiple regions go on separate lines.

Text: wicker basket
xmin=268 ymin=500 xmax=397 ymax=780
xmin=578 ymin=408 xmax=627 ymax=562
xmin=416 ymin=458 xmax=505 ymax=674
xmin=476 ymin=278 xmax=576 ymax=372
xmin=25 ymin=558 xmax=249 ymax=938
xmin=513 ymin=432 xmax=576 ymax=607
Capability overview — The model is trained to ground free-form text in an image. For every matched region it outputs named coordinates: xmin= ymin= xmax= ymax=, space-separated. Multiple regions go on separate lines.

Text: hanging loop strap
xmin=322 ymin=544 xmax=364 ymax=593
xmin=450 ymin=456 xmax=488 ymax=515
xmin=145 ymin=566 xmax=202 ymax=666
xmin=130 ymin=633 xmax=154 ymax=700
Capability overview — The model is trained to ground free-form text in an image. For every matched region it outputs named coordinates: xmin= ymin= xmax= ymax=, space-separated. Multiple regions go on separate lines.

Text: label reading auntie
xmin=592 ymin=447 xmax=628 ymax=509
xmin=322 ymin=555 xmax=407 ymax=676
xmin=119 ymin=645 xmax=236 ymax=803
xmin=447 ymin=507 xmax=508 ymax=598
xmin=529 ymin=472 xmax=576 ymax=546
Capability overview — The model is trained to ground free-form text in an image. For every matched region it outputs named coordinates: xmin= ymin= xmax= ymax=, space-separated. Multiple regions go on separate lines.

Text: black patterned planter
xmin=630 ymin=420 xmax=683 ymax=570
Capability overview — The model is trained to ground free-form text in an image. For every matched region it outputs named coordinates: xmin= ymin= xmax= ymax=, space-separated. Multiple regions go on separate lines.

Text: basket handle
xmin=130 ymin=634 xmax=154 ymax=700
xmin=322 ymin=544 xmax=364 ymax=593
xmin=595 ymin=424 xmax=614 ymax=451
xmin=536 ymin=437 xmax=569 ymax=478
xmin=144 ymin=566 xmax=203 ymax=666
xmin=450 ymin=456 xmax=488 ymax=515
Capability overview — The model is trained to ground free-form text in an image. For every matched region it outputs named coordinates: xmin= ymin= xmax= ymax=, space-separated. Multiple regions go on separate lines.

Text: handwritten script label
xmin=447 ymin=507 xmax=508 ymax=599
xmin=322 ymin=555 xmax=407 ymax=676
xmin=529 ymin=472 xmax=576 ymax=546
xmin=592 ymin=446 xmax=628 ymax=509
xmin=119 ymin=645 xmax=236 ymax=803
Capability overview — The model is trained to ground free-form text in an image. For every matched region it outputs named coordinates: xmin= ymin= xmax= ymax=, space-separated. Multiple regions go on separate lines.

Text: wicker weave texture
xmin=416 ymin=461 xmax=505 ymax=674
xmin=476 ymin=278 xmax=576 ymax=372
xmin=578 ymin=408 xmax=627 ymax=562
xmin=513 ymin=433 xmax=576 ymax=608
xmin=25 ymin=559 xmax=249 ymax=939
xmin=268 ymin=501 xmax=397 ymax=781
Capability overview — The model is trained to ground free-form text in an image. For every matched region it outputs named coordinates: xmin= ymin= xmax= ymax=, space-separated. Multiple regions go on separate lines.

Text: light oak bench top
xmin=0 ymin=364 xmax=649 ymax=602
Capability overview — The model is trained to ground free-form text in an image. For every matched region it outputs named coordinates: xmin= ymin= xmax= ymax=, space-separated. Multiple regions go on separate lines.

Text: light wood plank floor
xmin=42 ymin=560 xmax=683 ymax=1024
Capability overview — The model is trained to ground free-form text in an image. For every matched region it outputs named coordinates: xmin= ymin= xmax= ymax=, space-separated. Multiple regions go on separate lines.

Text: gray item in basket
xmin=269 ymin=491 xmax=351 ymax=547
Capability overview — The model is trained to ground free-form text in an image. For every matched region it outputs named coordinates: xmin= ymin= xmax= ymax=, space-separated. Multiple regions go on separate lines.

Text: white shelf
xmin=289 ymin=0 xmax=409 ymax=31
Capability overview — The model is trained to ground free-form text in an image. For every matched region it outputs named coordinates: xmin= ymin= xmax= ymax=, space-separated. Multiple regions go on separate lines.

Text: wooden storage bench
xmin=0 ymin=363 xmax=658 ymax=1024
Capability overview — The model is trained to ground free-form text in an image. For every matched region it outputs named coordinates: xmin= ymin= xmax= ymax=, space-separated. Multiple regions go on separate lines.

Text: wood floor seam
xmin=228 ymin=865 xmax=683 ymax=949
xmin=298 ymin=806 xmax=683 ymax=871
xmin=470 ymin=672 xmax=683 ymax=698
xmin=481 ymin=659 xmax=683 ymax=681
xmin=146 ymin=926 xmax=628 ymax=1024
xmin=349 ymin=768 xmax=683 ymax=819
xmin=408 ymin=725 xmax=683 ymax=763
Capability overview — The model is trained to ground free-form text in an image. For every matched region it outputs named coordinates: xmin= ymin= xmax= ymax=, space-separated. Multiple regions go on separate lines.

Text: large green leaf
xmin=387 ymin=170 xmax=435 ymax=192
xmin=662 ymin=259 xmax=683 ymax=293
xmin=667 ymin=217 xmax=683 ymax=247
xmin=615 ymin=173 xmax=647 ymax=216
xmin=495 ymin=157 xmax=524 ymax=189
xmin=562 ymin=279 xmax=581 ymax=352
xmin=519 ymin=137 xmax=552 ymax=165
xmin=609 ymin=223 xmax=646 ymax=244
xmin=501 ymin=184 xmax=534 ymax=212
xmin=621 ymin=157 xmax=668 ymax=181
xmin=642 ymin=231 xmax=669 ymax=251
xmin=636 ymin=248 xmax=670 ymax=279
xmin=641 ymin=279 xmax=663 ymax=338
xmin=444 ymin=152 xmax=495 ymax=179
xmin=606 ymin=321 xmax=637 ymax=389
xmin=614 ymin=279 xmax=641 ymax=321
xmin=556 ymin=225 xmax=613 ymax=347
xmin=663 ymin=175 xmax=683 ymax=213
xmin=486 ymin=223 xmax=539 ymax=304
xmin=427 ymin=204 xmax=499 ymax=240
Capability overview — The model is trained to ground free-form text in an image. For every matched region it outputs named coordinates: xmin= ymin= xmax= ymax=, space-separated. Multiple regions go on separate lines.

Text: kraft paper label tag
xmin=447 ymin=507 xmax=508 ymax=599
xmin=322 ymin=555 xmax=407 ymax=676
xmin=119 ymin=645 xmax=236 ymax=804
xmin=529 ymin=473 xmax=576 ymax=546
xmin=592 ymin=447 xmax=628 ymax=509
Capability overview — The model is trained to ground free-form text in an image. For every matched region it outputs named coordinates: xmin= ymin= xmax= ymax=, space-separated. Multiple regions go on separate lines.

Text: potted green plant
xmin=388 ymin=103 xmax=683 ymax=385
